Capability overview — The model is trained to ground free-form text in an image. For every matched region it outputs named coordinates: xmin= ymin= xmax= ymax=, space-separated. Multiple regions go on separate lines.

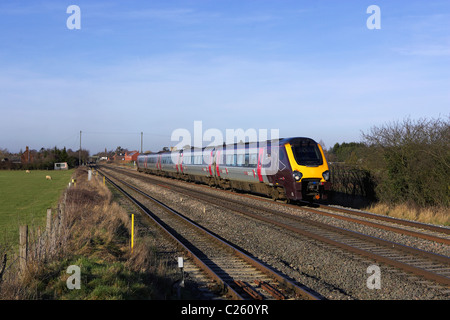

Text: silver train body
xmin=137 ymin=138 xmax=331 ymax=201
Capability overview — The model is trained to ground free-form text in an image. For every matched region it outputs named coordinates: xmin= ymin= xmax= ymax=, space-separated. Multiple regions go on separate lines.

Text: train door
xmin=179 ymin=152 xmax=184 ymax=174
xmin=175 ymin=152 xmax=180 ymax=173
xmin=214 ymin=149 xmax=220 ymax=178
xmin=257 ymin=147 xmax=264 ymax=182
xmin=203 ymin=147 xmax=214 ymax=177
xmin=157 ymin=154 xmax=162 ymax=171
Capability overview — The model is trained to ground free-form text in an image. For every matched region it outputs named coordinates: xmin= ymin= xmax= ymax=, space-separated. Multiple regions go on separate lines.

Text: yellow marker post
xmin=131 ymin=214 xmax=134 ymax=253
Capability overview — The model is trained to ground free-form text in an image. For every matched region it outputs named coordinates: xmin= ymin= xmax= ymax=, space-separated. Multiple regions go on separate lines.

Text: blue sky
xmin=1 ymin=0 xmax=449 ymax=154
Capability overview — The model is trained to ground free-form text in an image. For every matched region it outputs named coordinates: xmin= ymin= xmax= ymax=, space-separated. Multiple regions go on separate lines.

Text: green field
xmin=0 ymin=169 xmax=74 ymax=245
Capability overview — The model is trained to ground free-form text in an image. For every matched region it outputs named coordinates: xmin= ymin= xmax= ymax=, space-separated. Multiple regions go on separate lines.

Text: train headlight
xmin=293 ymin=170 xmax=302 ymax=181
xmin=322 ymin=170 xmax=330 ymax=181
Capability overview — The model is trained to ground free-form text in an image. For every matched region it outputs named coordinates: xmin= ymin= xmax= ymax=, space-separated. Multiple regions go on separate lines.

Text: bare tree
xmin=362 ymin=116 xmax=450 ymax=207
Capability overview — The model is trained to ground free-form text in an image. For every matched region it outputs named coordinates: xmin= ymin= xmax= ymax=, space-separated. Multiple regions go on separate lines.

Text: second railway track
xmin=99 ymin=166 xmax=450 ymax=298
xmin=108 ymin=165 xmax=450 ymax=246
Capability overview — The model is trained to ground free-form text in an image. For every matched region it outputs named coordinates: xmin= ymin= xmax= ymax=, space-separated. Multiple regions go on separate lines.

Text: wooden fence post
xmin=46 ymin=208 xmax=52 ymax=237
xmin=46 ymin=208 xmax=52 ymax=257
xmin=59 ymin=203 xmax=65 ymax=236
xmin=0 ymin=253 xmax=7 ymax=283
xmin=52 ymin=211 xmax=59 ymax=253
xmin=36 ymin=226 xmax=42 ymax=262
xmin=19 ymin=225 xmax=28 ymax=274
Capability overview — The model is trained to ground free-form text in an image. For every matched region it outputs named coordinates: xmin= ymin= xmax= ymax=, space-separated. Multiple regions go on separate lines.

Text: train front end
xmin=283 ymin=138 xmax=331 ymax=201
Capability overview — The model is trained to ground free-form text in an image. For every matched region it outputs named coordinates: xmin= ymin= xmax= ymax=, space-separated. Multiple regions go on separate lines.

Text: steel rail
xmin=102 ymin=166 xmax=450 ymax=288
xmin=110 ymin=165 xmax=450 ymax=243
xmin=295 ymin=205 xmax=450 ymax=245
xmin=164 ymin=184 xmax=450 ymax=287
xmin=312 ymin=203 xmax=450 ymax=235
xmin=100 ymin=171 xmax=243 ymax=300
xmin=99 ymin=169 xmax=320 ymax=300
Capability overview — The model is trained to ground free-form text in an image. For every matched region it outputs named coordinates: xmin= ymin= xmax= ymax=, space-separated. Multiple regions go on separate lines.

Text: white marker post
xmin=178 ymin=257 xmax=185 ymax=286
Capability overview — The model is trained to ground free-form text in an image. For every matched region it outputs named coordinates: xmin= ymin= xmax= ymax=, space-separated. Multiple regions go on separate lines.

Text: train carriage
xmin=180 ymin=147 xmax=214 ymax=184
xmin=213 ymin=142 xmax=272 ymax=192
xmin=137 ymin=137 xmax=331 ymax=202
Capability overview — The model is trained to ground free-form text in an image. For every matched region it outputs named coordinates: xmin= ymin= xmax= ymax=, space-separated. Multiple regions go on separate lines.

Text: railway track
xmin=100 ymin=165 xmax=450 ymax=293
xmin=98 ymin=168 xmax=320 ymax=300
xmin=108 ymin=165 xmax=450 ymax=245
xmin=311 ymin=203 xmax=450 ymax=238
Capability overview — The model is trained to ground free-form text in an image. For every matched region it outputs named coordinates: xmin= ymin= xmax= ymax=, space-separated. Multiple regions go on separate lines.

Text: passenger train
xmin=137 ymin=137 xmax=331 ymax=202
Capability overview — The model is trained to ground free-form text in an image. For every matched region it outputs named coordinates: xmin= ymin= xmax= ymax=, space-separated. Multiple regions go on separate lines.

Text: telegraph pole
xmin=79 ymin=130 xmax=82 ymax=166
xmin=141 ymin=132 xmax=143 ymax=153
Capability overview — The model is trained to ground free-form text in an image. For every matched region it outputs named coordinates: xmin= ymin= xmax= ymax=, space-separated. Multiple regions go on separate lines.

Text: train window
xmin=262 ymin=151 xmax=272 ymax=168
xmin=249 ymin=153 xmax=257 ymax=168
xmin=237 ymin=154 xmax=244 ymax=167
xmin=204 ymin=153 xmax=210 ymax=165
xmin=291 ymin=141 xmax=323 ymax=166
xmin=194 ymin=155 xmax=202 ymax=165
xmin=226 ymin=154 xmax=233 ymax=166
xmin=244 ymin=154 xmax=249 ymax=167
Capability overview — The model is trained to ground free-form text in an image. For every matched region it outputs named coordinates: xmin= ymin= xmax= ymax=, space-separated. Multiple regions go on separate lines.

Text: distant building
xmin=54 ymin=162 xmax=69 ymax=170
xmin=21 ymin=146 xmax=34 ymax=164
xmin=113 ymin=150 xmax=140 ymax=163
xmin=124 ymin=150 xmax=140 ymax=162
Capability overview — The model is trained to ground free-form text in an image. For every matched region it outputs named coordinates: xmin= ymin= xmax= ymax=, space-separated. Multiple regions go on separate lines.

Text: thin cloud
xmin=393 ymin=44 xmax=450 ymax=57
xmin=89 ymin=7 xmax=221 ymax=24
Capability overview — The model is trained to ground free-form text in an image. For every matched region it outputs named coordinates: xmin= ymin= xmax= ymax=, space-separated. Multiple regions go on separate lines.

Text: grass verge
xmin=0 ymin=167 xmax=179 ymax=299
xmin=365 ymin=202 xmax=449 ymax=226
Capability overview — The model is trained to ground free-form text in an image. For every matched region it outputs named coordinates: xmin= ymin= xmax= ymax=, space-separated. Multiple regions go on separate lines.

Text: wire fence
xmin=0 ymin=190 xmax=69 ymax=291
xmin=329 ymin=163 xmax=377 ymax=199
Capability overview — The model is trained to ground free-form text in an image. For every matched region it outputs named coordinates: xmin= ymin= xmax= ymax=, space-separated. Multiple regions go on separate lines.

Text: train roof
xmin=137 ymin=137 xmax=319 ymax=157
xmin=279 ymin=137 xmax=317 ymax=144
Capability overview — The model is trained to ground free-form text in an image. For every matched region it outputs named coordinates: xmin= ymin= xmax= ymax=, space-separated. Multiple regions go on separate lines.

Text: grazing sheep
xmin=25 ymin=170 xmax=30 ymax=173
xmin=46 ymin=175 xmax=52 ymax=180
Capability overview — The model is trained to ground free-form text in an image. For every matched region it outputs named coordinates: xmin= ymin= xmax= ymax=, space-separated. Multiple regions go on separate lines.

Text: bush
xmin=362 ymin=116 xmax=449 ymax=207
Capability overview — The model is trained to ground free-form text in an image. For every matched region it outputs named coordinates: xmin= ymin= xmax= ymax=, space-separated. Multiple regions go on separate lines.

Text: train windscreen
xmin=290 ymin=140 xmax=323 ymax=166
